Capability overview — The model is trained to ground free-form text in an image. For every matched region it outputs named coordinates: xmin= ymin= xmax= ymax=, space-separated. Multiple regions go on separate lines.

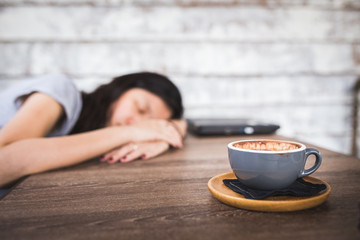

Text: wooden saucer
xmin=208 ymin=172 xmax=331 ymax=212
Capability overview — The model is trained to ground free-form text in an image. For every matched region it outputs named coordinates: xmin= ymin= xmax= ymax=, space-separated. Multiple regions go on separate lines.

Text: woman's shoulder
xmin=3 ymin=74 xmax=83 ymax=136
xmin=28 ymin=75 xmax=83 ymax=136
xmin=9 ymin=74 xmax=82 ymax=111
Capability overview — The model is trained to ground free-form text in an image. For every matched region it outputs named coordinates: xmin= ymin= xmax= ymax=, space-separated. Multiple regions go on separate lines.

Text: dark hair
xmin=70 ymin=72 xmax=183 ymax=134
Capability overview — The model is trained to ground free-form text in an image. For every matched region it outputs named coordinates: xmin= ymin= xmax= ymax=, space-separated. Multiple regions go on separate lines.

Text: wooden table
xmin=1 ymin=134 xmax=359 ymax=240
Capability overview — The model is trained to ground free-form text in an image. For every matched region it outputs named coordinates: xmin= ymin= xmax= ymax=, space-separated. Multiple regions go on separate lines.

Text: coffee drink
xmin=228 ymin=139 xmax=322 ymax=190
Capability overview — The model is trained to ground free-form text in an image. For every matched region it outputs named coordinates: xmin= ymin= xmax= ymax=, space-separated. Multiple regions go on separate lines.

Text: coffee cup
xmin=227 ymin=139 xmax=322 ymax=190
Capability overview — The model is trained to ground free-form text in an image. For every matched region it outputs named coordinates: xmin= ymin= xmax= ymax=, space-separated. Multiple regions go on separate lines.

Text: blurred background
xmin=0 ymin=0 xmax=359 ymax=156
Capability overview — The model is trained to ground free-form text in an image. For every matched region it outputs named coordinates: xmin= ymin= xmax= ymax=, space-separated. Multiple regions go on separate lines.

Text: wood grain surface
xmin=0 ymin=134 xmax=359 ymax=240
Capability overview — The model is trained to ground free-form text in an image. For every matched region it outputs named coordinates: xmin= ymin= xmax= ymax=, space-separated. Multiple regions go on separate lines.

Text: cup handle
xmin=299 ymin=148 xmax=322 ymax=178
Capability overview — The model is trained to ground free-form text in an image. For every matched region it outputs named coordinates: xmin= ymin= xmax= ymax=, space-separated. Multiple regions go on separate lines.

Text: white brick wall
xmin=0 ymin=0 xmax=359 ymax=156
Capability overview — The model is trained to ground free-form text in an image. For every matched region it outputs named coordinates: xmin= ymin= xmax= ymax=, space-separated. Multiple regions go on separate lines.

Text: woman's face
xmin=108 ymin=88 xmax=172 ymax=126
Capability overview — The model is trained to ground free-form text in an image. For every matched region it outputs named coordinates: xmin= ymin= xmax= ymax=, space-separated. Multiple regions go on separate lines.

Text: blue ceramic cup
xmin=228 ymin=139 xmax=322 ymax=190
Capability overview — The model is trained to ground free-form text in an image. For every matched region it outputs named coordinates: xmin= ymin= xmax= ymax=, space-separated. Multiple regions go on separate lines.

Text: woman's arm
xmin=0 ymin=124 xmax=183 ymax=187
xmin=0 ymin=93 xmax=183 ymax=187
xmin=0 ymin=127 xmax=134 ymax=186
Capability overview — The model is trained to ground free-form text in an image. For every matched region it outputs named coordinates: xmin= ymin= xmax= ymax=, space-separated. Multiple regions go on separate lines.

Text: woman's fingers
xmin=165 ymin=121 xmax=183 ymax=148
xmin=154 ymin=120 xmax=183 ymax=148
xmin=101 ymin=141 xmax=170 ymax=164
xmin=102 ymin=144 xmax=137 ymax=163
xmin=141 ymin=141 xmax=169 ymax=160
xmin=123 ymin=141 xmax=169 ymax=162
xmin=121 ymin=148 xmax=145 ymax=163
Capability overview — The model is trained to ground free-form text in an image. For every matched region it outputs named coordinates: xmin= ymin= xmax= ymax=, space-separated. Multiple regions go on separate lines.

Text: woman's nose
xmin=125 ymin=114 xmax=146 ymax=125
xmin=124 ymin=117 xmax=136 ymax=125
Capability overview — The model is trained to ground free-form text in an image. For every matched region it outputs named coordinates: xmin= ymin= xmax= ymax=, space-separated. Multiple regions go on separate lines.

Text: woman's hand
xmin=101 ymin=119 xmax=187 ymax=164
xmin=101 ymin=141 xmax=170 ymax=163
xmin=125 ymin=119 xmax=184 ymax=148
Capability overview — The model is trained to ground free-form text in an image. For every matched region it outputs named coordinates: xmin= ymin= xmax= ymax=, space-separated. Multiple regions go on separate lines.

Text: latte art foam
xmin=233 ymin=141 xmax=301 ymax=151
